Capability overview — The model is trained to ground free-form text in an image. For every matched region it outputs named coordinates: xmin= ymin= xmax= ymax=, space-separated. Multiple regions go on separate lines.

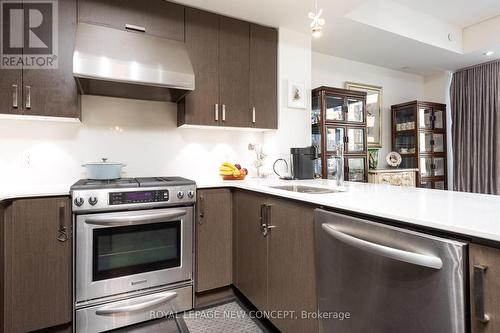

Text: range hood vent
xmin=73 ymin=23 xmax=195 ymax=102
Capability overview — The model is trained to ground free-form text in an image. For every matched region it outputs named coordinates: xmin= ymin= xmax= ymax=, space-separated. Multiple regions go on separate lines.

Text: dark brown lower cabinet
xmin=233 ymin=191 xmax=268 ymax=311
xmin=234 ymin=190 xmax=318 ymax=333
xmin=267 ymin=197 xmax=317 ymax=333
xmin=196 ymin=189 xmax=232 ymax=292
xmin=469 ymin=244 xmax=500 ymax=333
xmin=1 ymin=197 xmax=72 ymax=333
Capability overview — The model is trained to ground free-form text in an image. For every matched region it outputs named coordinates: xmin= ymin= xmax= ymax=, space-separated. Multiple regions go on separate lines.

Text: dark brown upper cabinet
xmin=219 ymin=17 xmax=250 ymax=127
xmin=250 ymin=24 xmax=278 ymax=129
xmin=78 ymin=0 xmax=185 ymax=41
xmin=179 ymin=8 xmax=220 ymax=126
xmin=0 ymin=0 xmax=79 ymax=119
xmin=178 ymin=9 xmax=278 ymax=129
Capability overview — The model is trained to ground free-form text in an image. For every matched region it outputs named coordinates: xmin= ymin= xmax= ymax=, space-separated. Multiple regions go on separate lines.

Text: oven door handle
xmin=95 ymin=291 xmax=178 ymax=315
xmin=85 ymin=210 xmax=187 ymax=226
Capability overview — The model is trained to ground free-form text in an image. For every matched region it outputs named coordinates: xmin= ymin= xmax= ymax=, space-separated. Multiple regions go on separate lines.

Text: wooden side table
xmin=368 ymin=168 xmax=419 ymax=187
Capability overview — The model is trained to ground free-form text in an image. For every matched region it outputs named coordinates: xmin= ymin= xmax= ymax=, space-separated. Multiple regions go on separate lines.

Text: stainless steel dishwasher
xmin=314 ymin=209 xmax=467 ymax=333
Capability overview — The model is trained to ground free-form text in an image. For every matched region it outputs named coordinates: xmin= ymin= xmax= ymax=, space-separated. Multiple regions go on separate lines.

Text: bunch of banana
xmin=219 ymin=162 xmax=241 ymax=177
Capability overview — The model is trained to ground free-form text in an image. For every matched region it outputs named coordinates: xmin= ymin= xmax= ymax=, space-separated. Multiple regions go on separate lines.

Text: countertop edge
xmin=2 ymin=180 xmax=500 ymax=246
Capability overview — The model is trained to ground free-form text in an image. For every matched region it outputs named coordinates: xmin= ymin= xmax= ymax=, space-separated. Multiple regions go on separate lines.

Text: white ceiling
xmin=392 ymin=0 xmax=500 ymax=28
xmin=172 ymin=0 xmax=500 ymax=76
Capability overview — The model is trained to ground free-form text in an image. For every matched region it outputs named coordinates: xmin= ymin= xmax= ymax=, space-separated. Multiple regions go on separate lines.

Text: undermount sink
xmin=269 ymin=185 xmax=343 ymax=194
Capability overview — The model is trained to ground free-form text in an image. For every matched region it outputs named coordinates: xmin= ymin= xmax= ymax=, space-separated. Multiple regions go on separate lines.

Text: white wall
xmin=423 ymin=72 xmax=451 ymax=104
xmin=312 ymin=52 xmax=425 ymax=167
xmin=263 ymin=28 xmax=312 ymax=173
xmin=0 ymin=96 xmax=264 ymax=186
xmin=423 ymin=71 xmax=453 ymax=188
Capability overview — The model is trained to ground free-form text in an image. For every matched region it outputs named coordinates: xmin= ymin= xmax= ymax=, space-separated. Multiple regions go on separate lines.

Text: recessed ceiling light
xmin=485 ymin=51 xmax=495 ymax=56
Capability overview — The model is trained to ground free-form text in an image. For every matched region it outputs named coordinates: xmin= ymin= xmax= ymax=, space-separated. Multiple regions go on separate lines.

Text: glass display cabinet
xmin=312 ymin=86 xmax=368 ymax=182
xmin=391 ymin=101 xmax=448 ymax=189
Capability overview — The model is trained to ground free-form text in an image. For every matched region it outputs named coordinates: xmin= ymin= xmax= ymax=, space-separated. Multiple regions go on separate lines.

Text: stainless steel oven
xmin=71 ymin=177 xmax=196 ymax=332
xmin=75 ymin=206 xmax=193 ymax=303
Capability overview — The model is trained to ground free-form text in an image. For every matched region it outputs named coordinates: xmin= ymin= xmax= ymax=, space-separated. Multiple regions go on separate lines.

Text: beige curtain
xmin=450 ymin=61 xmax=500 ymax=195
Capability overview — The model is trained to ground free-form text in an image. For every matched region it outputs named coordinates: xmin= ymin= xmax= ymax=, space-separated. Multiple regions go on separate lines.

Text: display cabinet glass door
xmin=346 ymin=157 xmax=366 ymax=182
xmin=419 ymin=107 xmax=445 ymax=130
xmin=394 ymin=107 xmax=416 ymax=132
xmin=420 ymin=157 xmax=446 ymax=177
xmin=347 ymin=128 xmax=365 ymax=153
xmin=325 ymin=95 xmax=344 ymax=121
xmin=346 ymin=98 xmax=364 ymax=123
xmin=326 ymin=126 xmax=344 ymax=152
xmin=312 ymin=96 xmax=321 ymax=125
xmin=326 ymin=155 xmax=343 ymax=180
xmin=433 ymin=109 xmax=445 ymax=129
xmin=420 ymin=179 xmax=446 ymax=190
xmin=400 ymin=156 xmax=417 ymax=169
xmin=419 ymin=132 xmax=445 ymax=153
xmin=418 ymin=108 xmax=433 ymax=129
xmin=395 ymin=132 xmax=416 ymax=155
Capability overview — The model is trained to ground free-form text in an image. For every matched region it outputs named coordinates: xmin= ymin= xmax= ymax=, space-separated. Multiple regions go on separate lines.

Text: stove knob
xmin=177 ymin=191 xmax=185 ymax=199
xmin=74 ymin=197 xmax=84 ymax=207
xmin=89 ymin=196 xmax=98 ymax=206
xmin=187 ymin=190 xmax=195 ymax=199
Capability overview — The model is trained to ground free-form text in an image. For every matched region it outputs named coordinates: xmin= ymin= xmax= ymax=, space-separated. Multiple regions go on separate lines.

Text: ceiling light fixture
xmin=309 ymin=0 xmax=325 ymax=38
xmin=485 ymin=51 xmax=495 ymax=56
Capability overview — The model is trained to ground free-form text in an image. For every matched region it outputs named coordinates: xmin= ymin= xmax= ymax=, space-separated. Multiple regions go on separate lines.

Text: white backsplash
xmin=0 ymin=95 xmax=264 ymax=186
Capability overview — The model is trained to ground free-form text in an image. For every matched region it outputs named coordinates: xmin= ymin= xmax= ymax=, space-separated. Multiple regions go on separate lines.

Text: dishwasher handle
xmin=322 ymin=223 xmax=443 ymax=270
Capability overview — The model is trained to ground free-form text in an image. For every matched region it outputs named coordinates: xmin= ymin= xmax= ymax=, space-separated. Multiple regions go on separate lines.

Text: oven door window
xmin=93 ymin=221 xmax=181 ymax=281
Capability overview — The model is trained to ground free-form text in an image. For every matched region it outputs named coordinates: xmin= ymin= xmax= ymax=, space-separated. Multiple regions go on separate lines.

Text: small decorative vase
xmin=368 ymin=148 xmax=379 ymax=170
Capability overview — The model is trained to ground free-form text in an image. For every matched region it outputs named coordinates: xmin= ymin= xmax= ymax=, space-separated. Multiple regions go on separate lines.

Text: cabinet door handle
xmin=125 ymin=24 xmax=146 ymax=33
xmin=265 ymin=204 xmax=276 ymax=231
xmin=260 ymin=203 xmax=267 ymax=236
xmin=252 ymin=107 xmax=256 ymax=123
xmin=260 ymin=203 xmax=274 ymax=237
xmin=12 ymin=84 xmax=18 ymax=108
xmin=198 ymin=196 xmax=205 ymax=223
xmin=215 ymin=104 xmax=219 ymax=121
xmin=473 ymin=264 xmax=490 ymax=323
xmin=222 ymin=104 xmax=226 ymax=122
xmin=25 ymin=85 xmax=31 ymax=109
xmin=57 ymin=203 xmax=68 ymax=242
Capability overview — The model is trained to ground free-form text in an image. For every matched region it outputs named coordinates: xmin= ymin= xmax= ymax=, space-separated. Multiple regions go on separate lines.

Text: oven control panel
xmin=71 ymin=185 xmax=196 ymax=213
xmin=109 ymin=190 xmax=169 ymax=205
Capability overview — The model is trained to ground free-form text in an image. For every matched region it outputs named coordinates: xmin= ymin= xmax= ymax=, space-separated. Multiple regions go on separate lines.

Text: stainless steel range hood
xmin=73 ymin=23 xmax=194 ymax=102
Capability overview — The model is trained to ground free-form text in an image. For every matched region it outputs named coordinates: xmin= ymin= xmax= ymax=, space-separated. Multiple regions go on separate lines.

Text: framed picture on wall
xmin=287 ymin=81 xmax=306 ymax=109
xmin=345 ymin=82 xmax=383 ymax=148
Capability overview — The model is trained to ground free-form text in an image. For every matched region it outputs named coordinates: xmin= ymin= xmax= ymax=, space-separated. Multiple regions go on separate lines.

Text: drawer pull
xmin=215 ymin=104 xmax=219 ymax=121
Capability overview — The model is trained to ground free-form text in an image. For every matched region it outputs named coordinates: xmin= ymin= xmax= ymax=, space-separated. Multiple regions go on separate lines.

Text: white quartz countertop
xmin=2 ymin=177 xmax=500 ymax=243
xmin=197 ymin=177 xmax=500 ymax=243
xmin=0 ymin=183 xmax=71 ymax=201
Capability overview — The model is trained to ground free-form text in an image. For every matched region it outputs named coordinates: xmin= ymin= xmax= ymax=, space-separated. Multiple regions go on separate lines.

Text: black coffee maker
xmin=290 ymin=146 xmax=319 ymax=179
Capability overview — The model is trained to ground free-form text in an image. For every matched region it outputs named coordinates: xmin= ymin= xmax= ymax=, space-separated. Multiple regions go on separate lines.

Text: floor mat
xmin=183 ymin=301 xmax=264 ymax=333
